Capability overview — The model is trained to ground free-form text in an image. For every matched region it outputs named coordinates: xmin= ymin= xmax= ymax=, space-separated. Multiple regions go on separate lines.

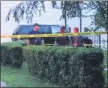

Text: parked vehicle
xmin=12 ymin=24 xmax=61 ymax=44
xmin=12 ymin=24 xmax=93 ymax=47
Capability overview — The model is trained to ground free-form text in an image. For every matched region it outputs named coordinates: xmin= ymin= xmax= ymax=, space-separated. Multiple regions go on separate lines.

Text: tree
xmin=87 ymin=1 xmax=107 ymax=30
xmin=6 ymin=1 xmax=45 ymax=23
xmin=6 ymin=1 xmax=84 ymax=23
xmin=6 ymin=1 xmax=107 ymax=31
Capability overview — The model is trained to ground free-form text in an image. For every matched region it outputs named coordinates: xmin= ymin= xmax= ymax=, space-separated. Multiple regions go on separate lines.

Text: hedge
xmin=12 ymin=40 xmax=26 ymax=46
xmin=23 ymin=46 xmax=105 ymax=88
xmin=1 ymin=42 xmax=24 ymax=68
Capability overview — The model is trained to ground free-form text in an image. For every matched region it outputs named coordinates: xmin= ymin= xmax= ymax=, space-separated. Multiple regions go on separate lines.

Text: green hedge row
xmin=1 ymin=42 xmax=24 ymax=68
xmin=23 ymin=46 xmax=105 ymax=88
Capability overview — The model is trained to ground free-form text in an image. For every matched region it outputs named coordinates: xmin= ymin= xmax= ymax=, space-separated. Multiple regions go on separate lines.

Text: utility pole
xmin=106 ymin=1 xmax=108 ymax=74
xmin=64 ymin=1 xmax=67 ymax=31
xmin=79 ymin=7 xmax=82 ymax=32
xmin=106 ymin=1 xmax=108 ymax=49
xmin=99 ymin=34 xmax=101 ymax=48
xmin=79 ymin=1 xmax=83 ymax=33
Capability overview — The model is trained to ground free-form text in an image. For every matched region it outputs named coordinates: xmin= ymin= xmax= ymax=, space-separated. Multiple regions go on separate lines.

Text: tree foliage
xmin=6 ymin=1 xmax=45 ymax=23
xmin=6 ymin=1 xmax=107 ymax=30
xmin=87 ymin=1 xmax=107 ymax=30
xmin=6 ymin=1 xmax=85 ymax=23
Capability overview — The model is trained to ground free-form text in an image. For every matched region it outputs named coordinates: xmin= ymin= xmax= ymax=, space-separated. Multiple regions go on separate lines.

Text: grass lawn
xmin=103 ymin=50 xmax=108 ymax=68
xmin=104 ymin=70 xmax=108 ymax=87
xmin=1 ymin=62 xmax=59 ymax=87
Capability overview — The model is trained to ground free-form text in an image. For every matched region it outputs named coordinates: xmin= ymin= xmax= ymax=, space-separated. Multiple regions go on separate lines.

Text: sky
xmin=1 ymin=1 xmax=92 ymax=35
xmin=1 ymin=1 xmax=107 ymax=46
xmin=1 ymin=1 xmax=26 ymax=42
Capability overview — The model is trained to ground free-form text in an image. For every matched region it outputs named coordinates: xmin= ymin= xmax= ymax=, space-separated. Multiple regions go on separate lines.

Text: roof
xmin=13 ymin=24 xmax=60 ymax=34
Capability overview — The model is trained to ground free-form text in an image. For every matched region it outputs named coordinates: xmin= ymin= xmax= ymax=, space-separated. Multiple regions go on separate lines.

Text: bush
xmin=23 ymin=46 xmax=105 ymax=88
xmin=1 ymin=42 xmax=24 ymax=68
xmin=1 ymin=45 xmax=9 ymax=65
xmin=11 ymin=40 xmax=26 ymax=46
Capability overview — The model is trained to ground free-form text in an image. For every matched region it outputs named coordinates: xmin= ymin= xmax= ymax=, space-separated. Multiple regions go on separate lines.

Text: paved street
xmin=1 ymin=81 xmax=7 ymax=87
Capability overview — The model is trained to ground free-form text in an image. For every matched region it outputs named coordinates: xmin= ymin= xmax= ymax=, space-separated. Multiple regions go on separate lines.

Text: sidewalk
xmin=1 ymin=81 xmax=7 ymax=87
xmin=104 ymin=68 xmax=108 ymax=71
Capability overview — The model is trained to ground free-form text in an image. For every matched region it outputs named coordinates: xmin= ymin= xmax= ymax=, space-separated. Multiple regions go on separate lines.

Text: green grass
xmin=103 ymin=50 xmax=107 ymax=87
xmin=103 ymin=50 xmax=108 ymax=68
xmin=104 ymin=70 xmax=108 ymax=87
xmin=1 ymin=62 xmax=59 ymax=87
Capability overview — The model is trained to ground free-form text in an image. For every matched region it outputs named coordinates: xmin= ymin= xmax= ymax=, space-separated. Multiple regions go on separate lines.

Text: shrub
xmin=23 ymin=46 xmax=105 ymax=88
xmin=1 ymin=45 xmax=9 ymax=65
xmin=11 ymin=40 xmax=26 ymax=46
xmin=1 ymin=42 xmax=23 ymax=68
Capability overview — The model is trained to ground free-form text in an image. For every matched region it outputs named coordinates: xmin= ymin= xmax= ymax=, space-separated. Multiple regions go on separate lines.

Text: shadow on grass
xmin=1 ymin=62 xmax=60 ymax=87
xmin=1 ymin=61 xmax=107 ymax=87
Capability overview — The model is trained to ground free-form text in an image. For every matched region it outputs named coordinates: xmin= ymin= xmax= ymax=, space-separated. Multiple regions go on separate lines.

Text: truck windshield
xmin=51 ymin=25 xmax=60 ymax=34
